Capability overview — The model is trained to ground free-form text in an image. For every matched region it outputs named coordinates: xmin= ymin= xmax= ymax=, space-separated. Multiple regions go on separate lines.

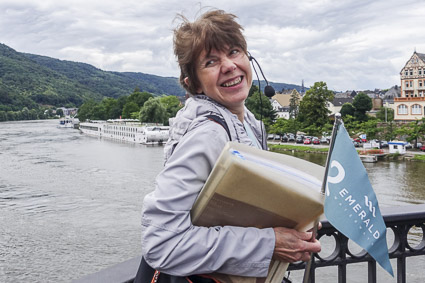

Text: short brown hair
xmin=173 ymin=9 xmax=247 ymax=94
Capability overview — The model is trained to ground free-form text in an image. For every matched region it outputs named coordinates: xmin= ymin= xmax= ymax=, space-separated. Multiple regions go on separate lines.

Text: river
xmin=0 ymin=120 xmax=424 ymax=282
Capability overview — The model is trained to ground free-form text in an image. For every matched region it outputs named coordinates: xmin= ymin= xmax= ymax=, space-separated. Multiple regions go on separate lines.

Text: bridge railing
xmin=289 ymin=204 xmax=425 ymax=283
xmin=72 ymin=204 xmax=425 ymax=283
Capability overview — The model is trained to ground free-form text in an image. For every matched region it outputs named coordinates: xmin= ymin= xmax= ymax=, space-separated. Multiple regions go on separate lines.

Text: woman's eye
xmin=205 ymin=60 xmax=215 ymax=67
xmin=230 ymin=49 xmax=239 ymax=56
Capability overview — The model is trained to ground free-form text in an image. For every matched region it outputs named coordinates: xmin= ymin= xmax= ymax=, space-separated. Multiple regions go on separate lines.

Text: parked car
xmin=267 ymin=134 xmax=275 ymax=140
xmin=380 ymin=140 xmax=388 ymax=148
xmin=312 ymin=137 xmax=320 ymax=145
xmin=405 ymin=142 xmax=412 ymax=149
xmin=352 ymin=140 xmax=360 ymax=147
xmin=274 ymin=134 xmax=281 ymax=141
xmin=281 ymin=134 xmax=288 ymax=142
xmin=320 ymin=137 xmax=328 ymax=144
xmin=296 ymin=136 xmax=304 ymax=143
xmin=303 ymin=138 xmax=311 ymax=145
xmin=420 ymin=145 xmax=425 ymax=152
xmin=288 ymin=134 xmax=295 ymax=142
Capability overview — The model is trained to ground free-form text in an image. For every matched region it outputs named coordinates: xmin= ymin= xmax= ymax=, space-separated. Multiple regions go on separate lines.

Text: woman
xmin=137 ymin=9 xmax=321 ymax=282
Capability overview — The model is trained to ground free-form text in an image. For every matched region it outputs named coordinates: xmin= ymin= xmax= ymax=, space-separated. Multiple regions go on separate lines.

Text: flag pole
xmin=302 ymin=113 xmax=342 ymax=283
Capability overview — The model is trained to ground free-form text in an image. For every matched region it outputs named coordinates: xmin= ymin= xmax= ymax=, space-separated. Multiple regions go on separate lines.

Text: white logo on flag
xmin=364 ymin=196 xmax=376 ymax=217
xmin=326 ymin=160 xmax=345 ymax=196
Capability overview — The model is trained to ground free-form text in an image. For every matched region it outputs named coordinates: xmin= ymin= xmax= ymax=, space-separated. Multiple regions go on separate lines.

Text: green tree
xmin=77 ymin=100 xmax=97 ymax=121
xmin=376 ymin=107 xmax=394 ymax=122
xmin=320 ymin=123 xmax=333 ymax=137
xmin=101 ymin=98 xmax=121 ymax=119
xmin=29 ymin=109 xmax=38 ymax=120
xmin=269 ymin=118 xmax=290 ymax=136
xmin=287 ymin=118 xmax=301 ymax=136
xmin=248 ymin=84 xmax=259 ymax=97
xmin=303 ymin=124 xmax=322 ymax=136
xmin=245 ymin=88 xmax=276 ymax=124
xmin=340 ymin=103 xmax=355 ymax=117
xmin=396 ymin=117 xmax=425 ymax=147
xmin=289 ymin=91 xmax=300 ymax=119
xmin=139 ymin=98 xmax=167 ymax=123
xmin=21 ymin=107 xmax=30 ymax=120
xmin=341 ymin=114 xmax=361 ymax=137
xmin=46 ymin=109 xmax=54 ymax=118
xmin=56 ymin=108 xmax=64 ymax=117
xmin=122 ymin=102 xmax=140 ymax=119
xmin=383 ymin=122 xmax=397 ymax=141
xmin=360 ymin=119 xmax=379 ymax=140
xmin=297 ymin=81 xmax=334 ymax=128
xmin=7 ymin=111 xmax=16 ymax=121
xmin=352 ymin=92 xmax=372 ymax=122
xmin=160 ymin=95 xmax=182 ymax=125
xmin=0 ymin=111 xmax=7 ymax=121
xmin=128 ymin=89 xmax=154 ymax=107
xmin=91 ymin=104 xmax=107 ymax=120
xmin=116 ymin=96 xmax=128 ymax=118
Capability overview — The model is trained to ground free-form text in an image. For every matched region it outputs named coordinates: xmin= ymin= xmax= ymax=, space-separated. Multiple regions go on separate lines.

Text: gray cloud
xmin=1 ymin=0 xmax=424 ymax=91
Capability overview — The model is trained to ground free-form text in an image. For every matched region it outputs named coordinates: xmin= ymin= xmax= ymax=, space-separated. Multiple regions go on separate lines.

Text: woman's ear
xmin=183 ymin=77 xmax=190 ymax=87
xmin=184 ymin=77 xmax=202 ymax=94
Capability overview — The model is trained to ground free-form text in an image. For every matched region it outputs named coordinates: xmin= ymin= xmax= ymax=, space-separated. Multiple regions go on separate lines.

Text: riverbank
xmin=268 ymin=143 xmax=425 ymax=162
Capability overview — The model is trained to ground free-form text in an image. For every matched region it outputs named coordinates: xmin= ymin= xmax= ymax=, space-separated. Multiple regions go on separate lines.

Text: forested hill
xmin=0 ymin=43 xmax=184 ymax=111
xmin=0 ymin=42 xmax=303 ymax=112
xmin=24 ymin=53 xmax=186 ymax=98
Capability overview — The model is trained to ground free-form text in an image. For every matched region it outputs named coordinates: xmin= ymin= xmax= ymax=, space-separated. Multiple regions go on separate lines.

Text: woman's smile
xmin=221 ymin=76 xmax=242 ymax=87
xmin=195 ymin=46 xmax=252 ymax=117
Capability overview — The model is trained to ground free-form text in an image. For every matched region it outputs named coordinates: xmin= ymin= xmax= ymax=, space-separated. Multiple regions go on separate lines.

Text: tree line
xmin=254 ymin=81 xmax=424 ymax=145
xmin=0 ymin=107 xmax=60 ymax=122
xmin=77 ymin=88 xmax=182 ymax=125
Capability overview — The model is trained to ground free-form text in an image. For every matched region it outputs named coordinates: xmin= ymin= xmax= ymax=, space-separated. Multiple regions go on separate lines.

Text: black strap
xmin=134 ymin=257 xmax=216 ymax=283
xmin=206 ymin=114 xmax=231 ymax=141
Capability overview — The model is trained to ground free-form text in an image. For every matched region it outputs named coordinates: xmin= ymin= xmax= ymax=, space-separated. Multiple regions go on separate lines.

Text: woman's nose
xmin=221 ymin=57 xmax=237 ymax=73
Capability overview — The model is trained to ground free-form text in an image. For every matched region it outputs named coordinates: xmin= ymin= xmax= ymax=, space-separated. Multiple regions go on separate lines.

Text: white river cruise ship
xmin=79 ymin=119 xmax=169 ymax=145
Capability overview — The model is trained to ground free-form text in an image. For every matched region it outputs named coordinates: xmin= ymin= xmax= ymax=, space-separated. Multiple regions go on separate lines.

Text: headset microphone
xmin=248 ymin=52 xmax=276 ymax=146
xmin=248 ymin=54 xmax=276 ymax=98
xmin=264 ymin=85 xmax=275 ymax=98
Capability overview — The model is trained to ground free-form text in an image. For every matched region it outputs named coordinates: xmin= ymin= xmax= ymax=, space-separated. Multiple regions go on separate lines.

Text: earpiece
xmin=248 ymin=53 xmax=275 ymax=98
xmin=248 ymin=52 xmax=276 ymax=147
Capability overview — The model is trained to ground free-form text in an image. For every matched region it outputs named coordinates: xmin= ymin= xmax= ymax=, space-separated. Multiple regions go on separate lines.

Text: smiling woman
xmin=134 ymin=9 xmax=321 ymax=283
xmin=193 ymin=46 xmax=252 ymax=120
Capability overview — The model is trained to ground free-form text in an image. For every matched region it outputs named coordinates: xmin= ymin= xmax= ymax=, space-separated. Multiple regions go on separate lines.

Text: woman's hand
xmin=272 ymin=227 xmax=321 ymax=262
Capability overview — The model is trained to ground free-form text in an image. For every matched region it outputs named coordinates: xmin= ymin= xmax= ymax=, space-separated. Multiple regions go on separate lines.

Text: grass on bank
xmin=268 ymin=144 xmax=329 ymax=153
xmin=269 ymin=143 xmax=425 ymax=162
xmin=413 ymin=154 xmax=425 ymax=162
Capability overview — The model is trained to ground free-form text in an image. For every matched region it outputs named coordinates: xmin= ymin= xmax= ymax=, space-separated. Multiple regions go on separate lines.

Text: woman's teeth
xmin=222 ymin=76 xmax=242 ymax=87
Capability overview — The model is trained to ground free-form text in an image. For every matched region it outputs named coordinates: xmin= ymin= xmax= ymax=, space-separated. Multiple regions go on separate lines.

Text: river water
xmin=0 ymin=120 xmax=424 ymax=282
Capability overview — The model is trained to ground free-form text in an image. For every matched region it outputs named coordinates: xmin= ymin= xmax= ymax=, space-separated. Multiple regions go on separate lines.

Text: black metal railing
xmin=289 ymin=204 xmax=425 ymax=283
xmin=73 ymin=204 xmax=425 ymax=283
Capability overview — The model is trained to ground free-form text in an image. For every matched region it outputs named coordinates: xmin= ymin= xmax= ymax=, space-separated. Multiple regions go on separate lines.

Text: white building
xmin=394 ymin=51 xmax=425 ymax=122
xmin=270 ymin=89 xmax=301 ymax=120
xmin=388 ymin=141 xmax=408 ymax=154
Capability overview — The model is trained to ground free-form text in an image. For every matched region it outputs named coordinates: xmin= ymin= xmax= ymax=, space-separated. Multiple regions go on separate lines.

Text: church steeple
xmin=301 ymin=79 xmax=305 ymax=95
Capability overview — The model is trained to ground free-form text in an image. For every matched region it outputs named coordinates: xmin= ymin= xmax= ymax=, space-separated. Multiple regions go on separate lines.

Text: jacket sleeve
xmin=141 ymin=122 xmax=275 ymax=277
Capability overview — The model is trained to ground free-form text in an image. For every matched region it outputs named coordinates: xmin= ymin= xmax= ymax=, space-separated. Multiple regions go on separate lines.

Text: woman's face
xmin=193 ymin=46 xmax=252 ymax=113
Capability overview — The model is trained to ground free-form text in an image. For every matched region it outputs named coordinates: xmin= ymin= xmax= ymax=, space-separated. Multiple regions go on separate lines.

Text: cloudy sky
xmin=1 ymin=0 xmax=425 ymax=92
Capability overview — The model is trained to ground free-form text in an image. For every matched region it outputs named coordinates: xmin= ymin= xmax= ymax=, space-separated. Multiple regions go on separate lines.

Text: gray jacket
xmin=141 ymin=95 xmax=275 ymax=277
